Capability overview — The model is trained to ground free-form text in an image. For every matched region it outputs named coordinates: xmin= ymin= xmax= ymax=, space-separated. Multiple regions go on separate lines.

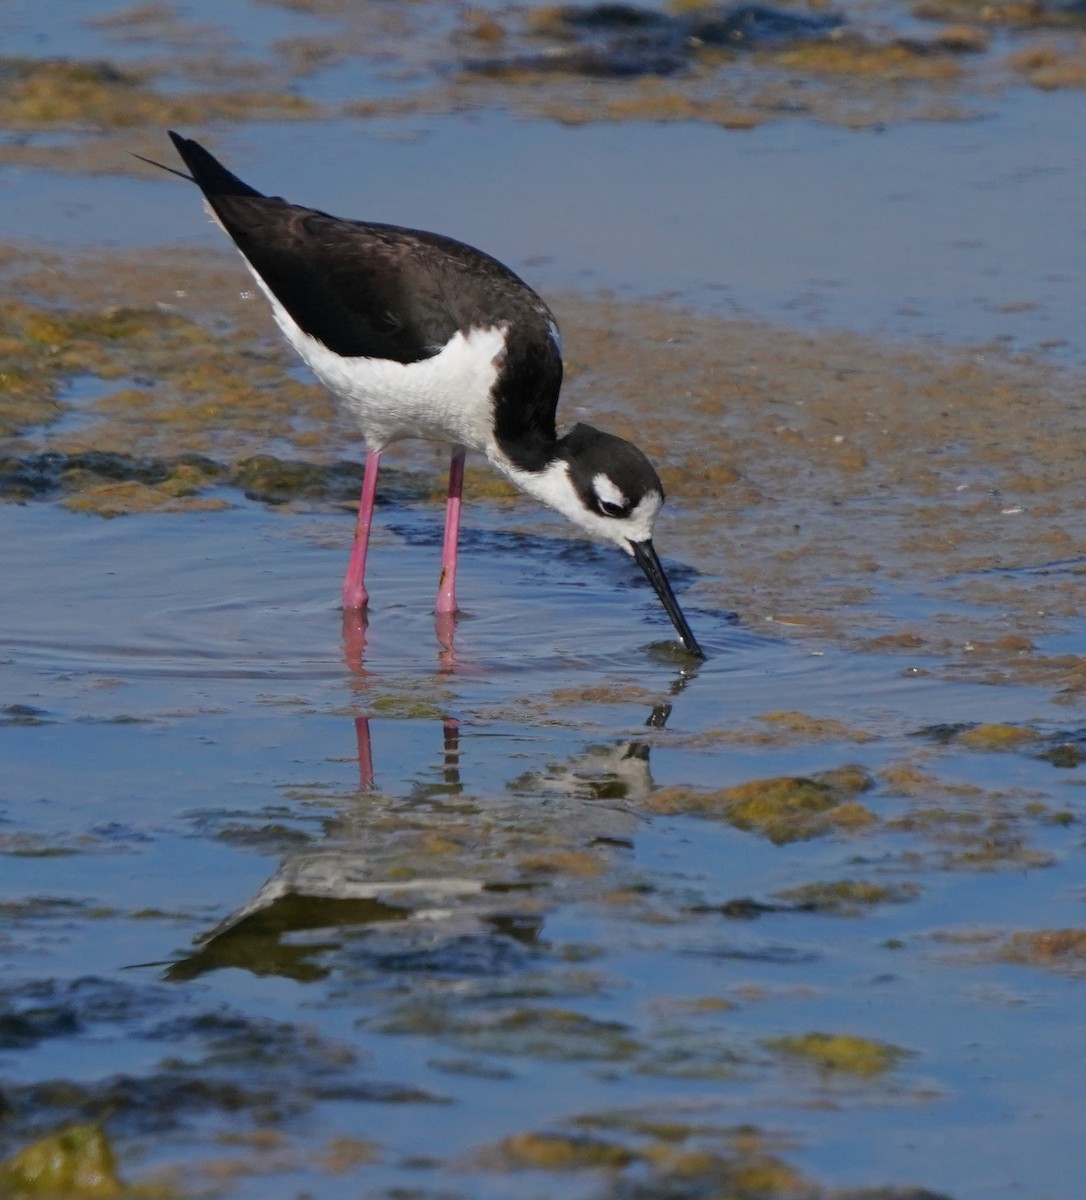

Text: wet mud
xmin=1 ymin=0 xmax=1086 ymax=167
xmin=3 ymin=2 xmax=1086 ymax=1197
xmin=3 ymin=247 xmax=1084 ymax=684
xmin=3 ymin=237 xmax=1086 ymax=1197
xmin=464 ymin=3 xmax=846 ymax=79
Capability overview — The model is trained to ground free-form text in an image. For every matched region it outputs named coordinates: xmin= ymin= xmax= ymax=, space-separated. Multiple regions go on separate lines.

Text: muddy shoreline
xmin=3 ymin=245 xmax=1083 ymax=692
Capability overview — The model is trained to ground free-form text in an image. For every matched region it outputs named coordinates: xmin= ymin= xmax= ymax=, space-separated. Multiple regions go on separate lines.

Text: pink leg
xmin=343 ymin=450 xmax=380 ymax=610
xmin=435 ymin=447 xmax=465 ymax=616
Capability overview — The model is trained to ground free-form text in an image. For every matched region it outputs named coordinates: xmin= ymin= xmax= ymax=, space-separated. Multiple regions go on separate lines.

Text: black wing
xmin=167 ymin=132 xmax=552 ymax=367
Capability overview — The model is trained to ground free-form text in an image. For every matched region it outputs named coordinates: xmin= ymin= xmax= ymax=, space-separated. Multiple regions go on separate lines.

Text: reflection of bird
xmin=162 ymin=132 xmax=703 ymax=657
xmin=171 ymin=712 xmax=660 ymax=981
xmin=511 ymin=739 xmax=656 ymax=809
xmin=167 ymin=860 xmax=491 ymax=983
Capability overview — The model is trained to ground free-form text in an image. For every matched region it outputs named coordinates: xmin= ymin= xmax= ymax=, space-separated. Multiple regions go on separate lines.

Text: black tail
xmin=166 ymin=131 xmax=264 ymax=200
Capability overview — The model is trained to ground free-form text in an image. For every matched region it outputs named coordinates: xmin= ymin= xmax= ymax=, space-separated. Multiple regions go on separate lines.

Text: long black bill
xmin=630 ymin=540 xmax=705 ymax=659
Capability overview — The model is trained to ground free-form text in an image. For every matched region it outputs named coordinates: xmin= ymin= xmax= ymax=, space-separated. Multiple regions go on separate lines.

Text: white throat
xmin=492 ymin=456 xmax=661 ymax=551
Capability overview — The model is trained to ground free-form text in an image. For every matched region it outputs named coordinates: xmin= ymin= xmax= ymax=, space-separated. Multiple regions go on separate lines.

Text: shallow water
xmin=4 ymin=489 xmax=1085 ymax=1198
xmin=4 ymin=0 xmax=1086 ymax=1196
xmin=7 ymin=97 xmax=1086 ymax=363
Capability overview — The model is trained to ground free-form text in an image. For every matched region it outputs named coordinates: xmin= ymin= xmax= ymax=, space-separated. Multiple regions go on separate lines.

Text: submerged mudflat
xmin=4 ymin=241 xmax=1086 ymax=1200
xmin=4 ymin=245 xmax=1083 ymax=676
xmin=3 ymin=1 xmax=1086 ymax=1197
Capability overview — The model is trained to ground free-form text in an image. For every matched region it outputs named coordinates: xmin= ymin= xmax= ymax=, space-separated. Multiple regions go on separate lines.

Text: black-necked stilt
xmin=161 ymin=132 xmax=703 ymax=657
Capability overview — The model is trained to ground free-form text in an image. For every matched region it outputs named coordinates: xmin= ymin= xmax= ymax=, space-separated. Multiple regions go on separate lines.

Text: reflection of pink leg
xmin=341 ymin=609 xmax=368 ymax=675
xmin=355 ymin=716 xmax=374 ymax=791
xmin=435 ymin=447 xmax=465 ymax=616
xmin=343 ymin=450 xmax=380 ymax=610
xmin=434 ymin=610 xmax=457 ymax=656
xmin=441 ymin=719 xmax=461 ymax=790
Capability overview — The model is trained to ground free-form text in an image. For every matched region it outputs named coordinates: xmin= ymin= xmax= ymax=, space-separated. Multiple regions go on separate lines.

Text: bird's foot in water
xmin=341 ymin=570 xmax=369 ymax=612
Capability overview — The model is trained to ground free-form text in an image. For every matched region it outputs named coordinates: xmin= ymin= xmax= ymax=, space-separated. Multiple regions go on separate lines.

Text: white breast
xmin=249 ymin=267 xmax=507 ymax=453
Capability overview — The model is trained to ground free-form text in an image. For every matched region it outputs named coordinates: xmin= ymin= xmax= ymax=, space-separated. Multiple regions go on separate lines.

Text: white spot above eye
xmin=592 ymin=473 xmax=628 ymax=510
xmin=496 ymin=457 xmax=662 ymax=550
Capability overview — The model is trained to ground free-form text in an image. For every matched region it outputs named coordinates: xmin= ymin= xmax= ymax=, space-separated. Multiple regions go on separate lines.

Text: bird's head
xmin=501 ymin=423 xmax=704 ymax=657
xmin=557 ymin=423 xmax=666 ymax=550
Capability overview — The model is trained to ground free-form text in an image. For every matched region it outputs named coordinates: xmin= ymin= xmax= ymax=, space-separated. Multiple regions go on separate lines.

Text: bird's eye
xmin=592 ymin=473 xmax=629 ymax=518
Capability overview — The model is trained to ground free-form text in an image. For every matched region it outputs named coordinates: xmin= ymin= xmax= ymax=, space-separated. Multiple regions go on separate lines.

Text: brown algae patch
xmin=517 ymin=850 xmax=608 ymax=878
xmin=0 ymin=296 xmax=192 ymax=438
xmin=479 ymin=1126 xmax=813 ymax=1199
xmin=877 ymin=759 xmax=1070 ymax=869
xmin=933 ymin=927 xmax=1086 ymax=975
xmin=943 ymin=722 xmax=1040 ymax=751
xmin=319 ymin=1135 xmax=381 ymax=1172
xmin=379 ymin=1004 xmax=643 ymax=1062
xmin=643 ymin=1151 xmax=810 ymax=1197
xmin=672 ymin=711 xmax=879 ymax=751
xmin=757 ymin=711 xmax=877 ymax=744
xmin=1006 ymin=37 xmax=1086 ymax=89
xmin=442 ymin=0 xmax=1044 ymax=128
xmin=0 ymin=0 xmax=1082 ymax=157
xmin=6 ymin=248 xmax=1086 ymax=681
xmin=0 ymin=448 xmax=384 ymax=513
xmin=60 ymin=477 xmax=230 ymax=516
xmin=0 ymin=55 xmax=316 ymax=131
xmin=0 ymin=248 xmax=339 ymax=461
xmin=764 ymin=1031 xmax=912 ymax=1077
xmin=367 ymin=695 xmax=451 ymax=721
xmin=474 ymin=1111 xmax=839 ymax=1196
xmin=0 ymin=1123 xmax=125 ymax=1197
xmin=482 ymin=1130 xmax=637 ymax=1170
xmin=998 ymin=928 xmax=1086 ymax=972
xmin=649 ymin=765 xmax=877 ymax=843
xmin=773 ymin=879 xmax=922 ymax=915
xmin=546 ymin=683 xmax=661 ymax=706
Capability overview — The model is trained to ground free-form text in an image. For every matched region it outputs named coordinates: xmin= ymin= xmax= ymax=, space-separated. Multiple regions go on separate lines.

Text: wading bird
xmin=161 ymin=132 xmax=703 ymax=657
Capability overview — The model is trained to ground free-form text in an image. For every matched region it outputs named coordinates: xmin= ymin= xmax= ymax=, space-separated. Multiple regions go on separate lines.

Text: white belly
xmin=259 ymin=279 xmax=504 ymax=453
